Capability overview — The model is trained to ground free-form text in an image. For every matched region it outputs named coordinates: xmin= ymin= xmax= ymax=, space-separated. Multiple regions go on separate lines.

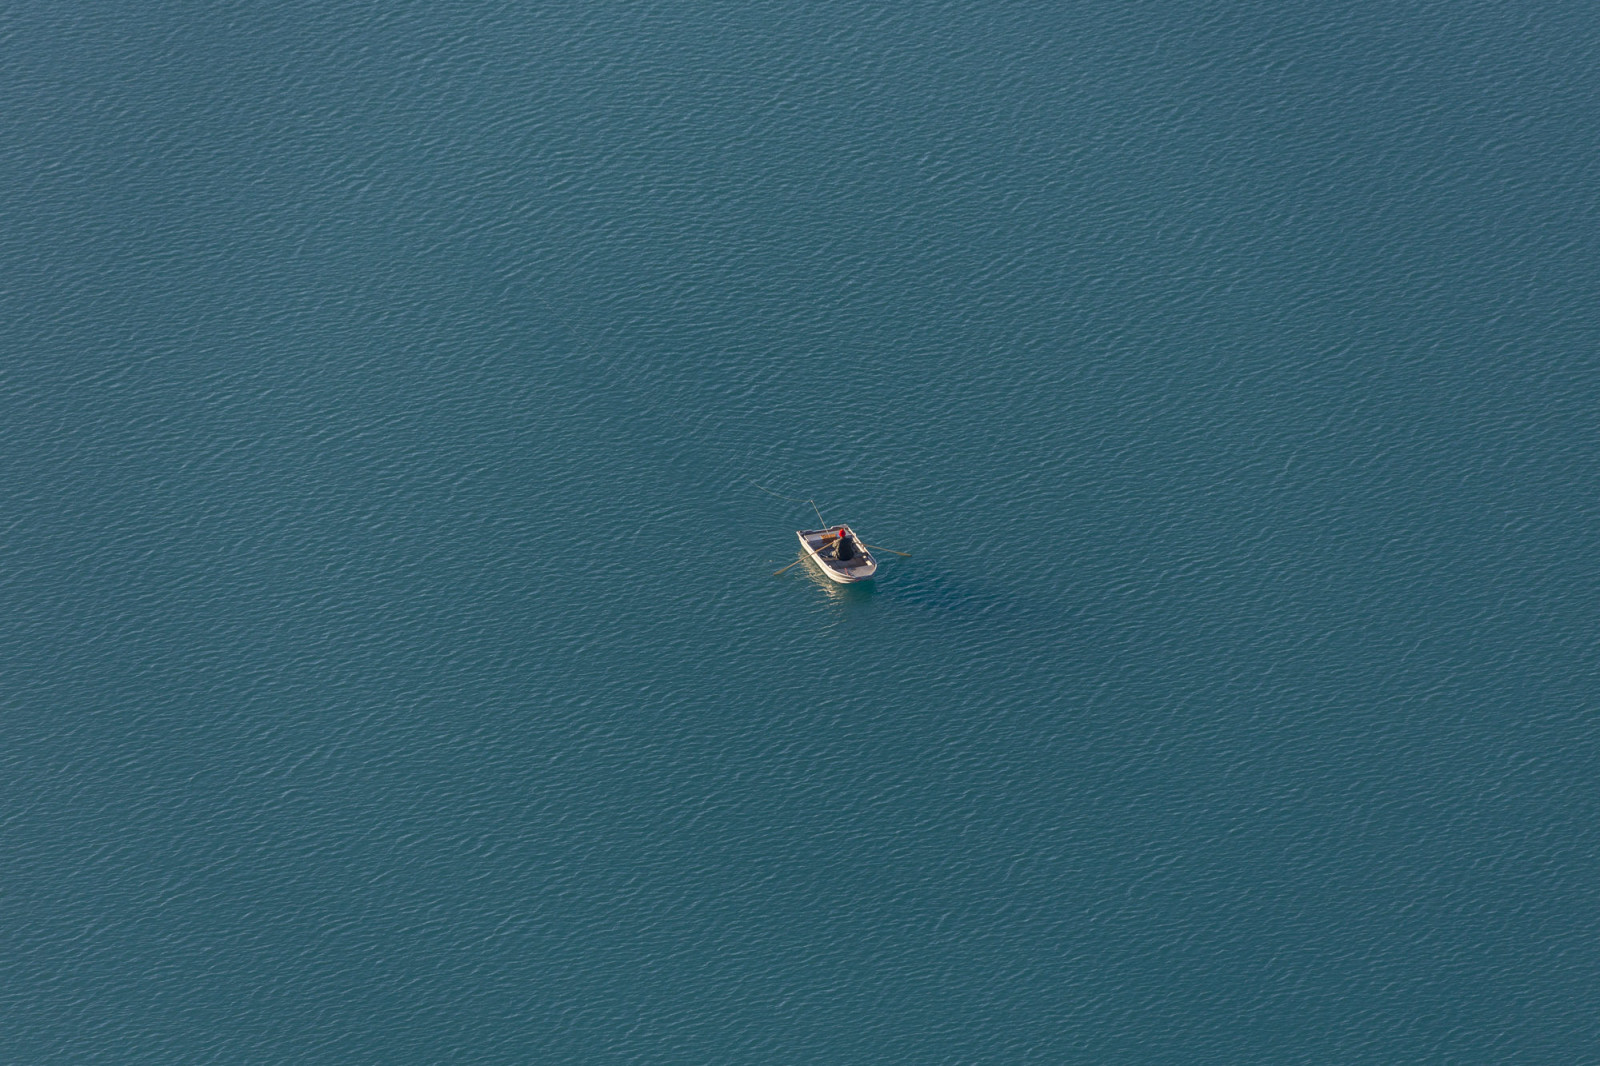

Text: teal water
xmin=4 ymin=2 xmax=1598 ymax=1061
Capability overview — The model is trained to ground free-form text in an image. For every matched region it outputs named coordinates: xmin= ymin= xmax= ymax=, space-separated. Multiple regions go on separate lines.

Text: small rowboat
xmin=797 ymin=526 xmax=877 ymax=583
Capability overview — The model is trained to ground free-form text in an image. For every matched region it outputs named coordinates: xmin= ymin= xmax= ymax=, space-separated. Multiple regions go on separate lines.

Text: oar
xmin=774 ymin=535 xmax=842 ymax=576
xmin=774 ymin=535 xmax=906 ymax=574
xmin=819 ymin=534 xmax=908 ymax=558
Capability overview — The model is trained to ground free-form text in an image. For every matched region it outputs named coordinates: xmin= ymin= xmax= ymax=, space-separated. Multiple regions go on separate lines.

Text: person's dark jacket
xmin=835 ymin=533 xmax=857 ymax=561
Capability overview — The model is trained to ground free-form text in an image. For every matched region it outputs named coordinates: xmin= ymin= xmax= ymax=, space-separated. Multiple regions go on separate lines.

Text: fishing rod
xmin=748 ymin=480 xmax=826 ymax=528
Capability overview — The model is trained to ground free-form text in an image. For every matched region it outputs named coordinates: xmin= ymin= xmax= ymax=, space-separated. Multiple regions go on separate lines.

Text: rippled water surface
xmin=5 ymin=2 xmax=1598 ymax=1061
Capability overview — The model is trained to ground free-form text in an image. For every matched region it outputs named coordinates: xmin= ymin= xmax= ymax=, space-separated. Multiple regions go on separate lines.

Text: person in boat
xmin=833 ymin=526 xmax=857 ymax=562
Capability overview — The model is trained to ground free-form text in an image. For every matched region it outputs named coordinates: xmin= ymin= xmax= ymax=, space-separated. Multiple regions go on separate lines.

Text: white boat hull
xmin=797 ymin=527 xmax=877 ymax=583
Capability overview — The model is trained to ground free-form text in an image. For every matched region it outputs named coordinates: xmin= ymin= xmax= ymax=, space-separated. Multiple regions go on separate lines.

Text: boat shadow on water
xmin=877 ymin=560 xmax=1065 ymax=638
xmin=783 ymin=551 xmax=1088 ymax=669
xmin=790 ymin=552 xmax=1050 ymax=633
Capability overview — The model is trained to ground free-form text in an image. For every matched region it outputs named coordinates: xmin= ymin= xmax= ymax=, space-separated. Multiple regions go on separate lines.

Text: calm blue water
xmin=4 ymin=2 xmax=1598 ymax=1061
